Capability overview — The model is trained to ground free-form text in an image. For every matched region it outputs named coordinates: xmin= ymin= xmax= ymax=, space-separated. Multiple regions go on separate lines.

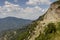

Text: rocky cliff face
xmin=0 ymin=1 xmax=60 ymax=40
xmin=44 ymin=1 xmax=60 ymax=22
xmin=28 ymin=1 xmax=60 ymax=40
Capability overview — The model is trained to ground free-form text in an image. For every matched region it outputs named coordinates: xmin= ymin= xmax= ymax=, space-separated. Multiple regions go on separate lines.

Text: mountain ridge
xmin=0 ymin=17 xmax=32 ymax=32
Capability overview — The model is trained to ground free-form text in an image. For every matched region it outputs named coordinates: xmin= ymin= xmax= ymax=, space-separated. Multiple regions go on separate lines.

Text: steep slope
xmin=28 ymin=1 xmax=60 ymax=40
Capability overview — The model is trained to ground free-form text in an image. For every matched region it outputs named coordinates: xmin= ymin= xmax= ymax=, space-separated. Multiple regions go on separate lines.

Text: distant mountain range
xmin=0 ymin=17 xmax=32 ymax=32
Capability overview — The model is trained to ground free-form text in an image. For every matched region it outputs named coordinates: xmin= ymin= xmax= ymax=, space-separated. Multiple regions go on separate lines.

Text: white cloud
xmin=26 ymin=0 xmax=52 ymax=5
xmin=23 ymin=6 xmax=42 ymax=13
xmin=0 ymin=1 xmax=46 ymax=20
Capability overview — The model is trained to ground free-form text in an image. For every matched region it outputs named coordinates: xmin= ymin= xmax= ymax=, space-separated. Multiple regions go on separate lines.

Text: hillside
xmin=0 ymin=17 xmax=32 ymax=32
xmin=0 ymin=1 xmax=60 ymax=40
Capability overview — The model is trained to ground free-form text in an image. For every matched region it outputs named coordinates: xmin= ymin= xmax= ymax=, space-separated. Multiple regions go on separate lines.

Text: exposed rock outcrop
xmin=28 ymin=1 xmax=60 ymax=40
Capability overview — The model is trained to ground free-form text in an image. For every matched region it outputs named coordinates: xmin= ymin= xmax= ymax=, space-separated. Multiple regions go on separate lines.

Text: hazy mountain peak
xmin=0 ymin=17 xmax=32 ymax=32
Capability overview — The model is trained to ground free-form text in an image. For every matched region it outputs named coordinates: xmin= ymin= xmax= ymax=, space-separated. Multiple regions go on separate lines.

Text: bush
xmin=45 ymin=23 xmax=56 ymax=34
xmin=15 ymin=30 xmax=30 ymax=40
xmin=57 ymin=22 xmax=60 ymax=31
xmin=35 ymin=23 xmax=56 ymax=40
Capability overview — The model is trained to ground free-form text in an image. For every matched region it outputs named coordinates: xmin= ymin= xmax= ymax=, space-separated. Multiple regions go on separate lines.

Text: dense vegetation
xmin=35 ymin=22 xmax=60 ymax=40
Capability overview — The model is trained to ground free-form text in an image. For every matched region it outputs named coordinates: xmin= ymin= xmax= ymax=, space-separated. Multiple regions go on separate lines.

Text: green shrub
xmin=35 ymin=23 xmax=56 ymax=40
xmin=45 ymin=23 xmax=56 ymax=34
xmin=15 ymin=30 xmax=29 ymax=40
xmin=57 ymin=22 xmax=60 ymax=31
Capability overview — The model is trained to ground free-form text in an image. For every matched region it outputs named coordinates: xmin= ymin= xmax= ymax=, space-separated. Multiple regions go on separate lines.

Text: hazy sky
xmin=0 ymin=0 xmax=56 ymax=20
